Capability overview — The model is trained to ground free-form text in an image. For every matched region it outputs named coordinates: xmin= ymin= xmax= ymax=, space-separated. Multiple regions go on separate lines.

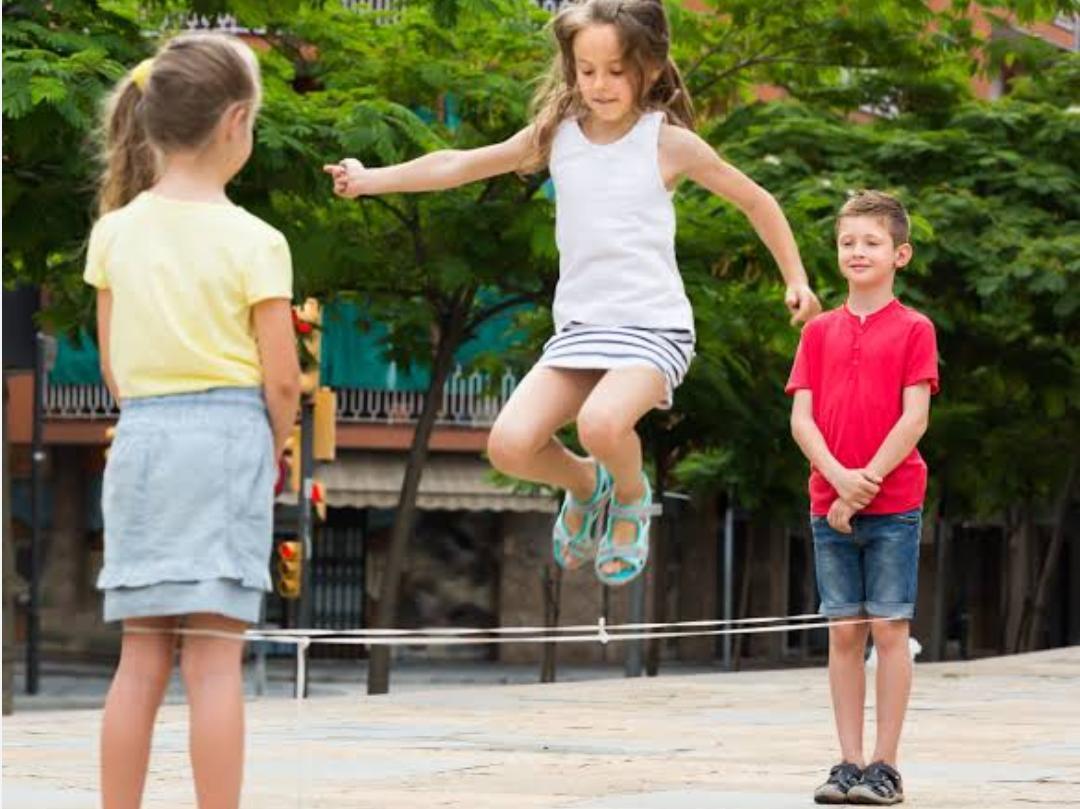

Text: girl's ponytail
xmin=649 ymin=56 xmax=695 ymax=130
xmin=95 ymin=34 xmax=259 ymax=217
xmin=97 ymin=75 xmax=158 ymax=216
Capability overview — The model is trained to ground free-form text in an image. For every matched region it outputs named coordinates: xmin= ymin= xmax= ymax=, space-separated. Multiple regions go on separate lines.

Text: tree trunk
xmin=540 ymin=562 xmax=561 ymax=683
xmin=645 ymin=440 xmax=670 ymax=677
xmin=929 ymin=489 xmax=950 ymax=663
xmin=766 ymin=520 xmax=789 ymax=662
xmin=1023 ymin=456 xmax=1078 ymax=652
xmin=800 ymin=527 xmax=814 ymax=663
xmin=1004 ymin=505 xmax=1034 ymax=654
xmin=732 ymin=517 xmax=753 ymax=672
xmin=366 ymin=290 xmax=474 ymax=695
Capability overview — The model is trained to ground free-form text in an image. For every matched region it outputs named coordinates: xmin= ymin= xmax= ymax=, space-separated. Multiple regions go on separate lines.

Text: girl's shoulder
xmin=88 ymin=192 xmax=153 ymax=250
xmin=99 ymin=194 xmax=286 ymax=254
xmin=227 ymin=204 xmax=286 ymax=245
xmin=657 ymin=118 xmax=704 ymax=151
xmin=657 ymin=119 xmax=711 ymax=172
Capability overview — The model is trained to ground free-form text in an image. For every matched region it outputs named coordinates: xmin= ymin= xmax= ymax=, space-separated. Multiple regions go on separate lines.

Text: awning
xmin=320 ymin=451 xmax=556 ymax=513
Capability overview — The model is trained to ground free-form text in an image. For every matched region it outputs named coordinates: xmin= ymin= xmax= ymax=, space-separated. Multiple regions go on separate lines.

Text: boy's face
xmin=836 ymin=215 xmax=912 ymax=291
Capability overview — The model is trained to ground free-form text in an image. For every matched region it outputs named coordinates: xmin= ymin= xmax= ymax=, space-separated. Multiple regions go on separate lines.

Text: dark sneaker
xmin=814 ymin=761 xmax=863 ymax=804
xmin=848 ymin=761 xmax=904 ymax=805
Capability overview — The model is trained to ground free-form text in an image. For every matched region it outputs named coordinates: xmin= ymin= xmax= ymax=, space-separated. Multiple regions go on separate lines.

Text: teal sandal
xmin=553 ymin=464 xmax=613 ymax=570
xmin=595 ymin=474 xmax=653 ymax=587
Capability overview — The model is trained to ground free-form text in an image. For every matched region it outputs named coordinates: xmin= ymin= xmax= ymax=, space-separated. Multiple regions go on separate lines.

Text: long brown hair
xmin=96 ymin=33 xmax=259 ymax=215
xmin=528 ymin=0 xmax=694 ymax=170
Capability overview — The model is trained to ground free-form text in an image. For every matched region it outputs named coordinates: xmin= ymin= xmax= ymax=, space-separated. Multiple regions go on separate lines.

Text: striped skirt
xmin=537 ymin=322 xmax=695 ymax=409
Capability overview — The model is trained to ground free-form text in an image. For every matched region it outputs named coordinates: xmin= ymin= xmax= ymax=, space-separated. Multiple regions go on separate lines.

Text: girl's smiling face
xmin=573 ymin=24 xmax=638 ymax=125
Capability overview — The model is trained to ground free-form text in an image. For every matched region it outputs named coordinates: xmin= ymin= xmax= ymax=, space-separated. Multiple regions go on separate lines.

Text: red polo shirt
xmin=786 ymin=299 xmax=939 ymax=516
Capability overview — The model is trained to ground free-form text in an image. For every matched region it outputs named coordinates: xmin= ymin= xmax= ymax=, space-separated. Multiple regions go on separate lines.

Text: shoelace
xmin=862 ymin=763 xmax=901 ymax=796
xmin=829 ymin=763 xmax=863 ymax=790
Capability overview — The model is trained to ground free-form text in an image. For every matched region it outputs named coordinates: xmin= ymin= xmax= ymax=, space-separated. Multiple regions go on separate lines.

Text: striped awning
xmin=320 ymin=451 xmax=556 ymax=513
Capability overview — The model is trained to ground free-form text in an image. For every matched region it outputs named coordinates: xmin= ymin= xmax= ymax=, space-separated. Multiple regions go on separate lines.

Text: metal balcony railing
xmin=335 ymin=368 xmax=517 ymax=427
xmin=43 ymin=367 xmax=517 ymax=428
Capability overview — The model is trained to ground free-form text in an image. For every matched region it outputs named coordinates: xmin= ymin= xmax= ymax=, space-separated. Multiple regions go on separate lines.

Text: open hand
xmin=323 ymin=157 xmax=366 ymax=198
xmin=785 ymin=283 xmax=822 ymax=325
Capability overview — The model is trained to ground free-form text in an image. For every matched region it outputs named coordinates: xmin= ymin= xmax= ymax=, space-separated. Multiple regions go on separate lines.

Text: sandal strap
xmin=553 ymin=465 xmax=612 ymax=567
xmin=565 ymin=465 xmax=612 ymax=512
xmin=596 ymin=538 xmax=648 ymax=564
xmin=607 ymin=475 xmax=654 ymax=522
xmin=608 ymin=501 xmax=653 ymax=521
xmin=595 ymin=474 xmax=652 ymax=575
xmin=554 ymin=496 xmax=599 ymax=544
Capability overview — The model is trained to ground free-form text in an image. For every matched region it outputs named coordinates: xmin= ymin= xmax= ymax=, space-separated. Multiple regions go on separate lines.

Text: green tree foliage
xmin=249 ymin=1 xmax=556 ymax=343
xmin=671 ymin=55 xmax=1078 ymax=523
xmin=642 ymin=0 xmax=1076 ymax=117
xmin=2 ymin=1 xmax=148 ymax=326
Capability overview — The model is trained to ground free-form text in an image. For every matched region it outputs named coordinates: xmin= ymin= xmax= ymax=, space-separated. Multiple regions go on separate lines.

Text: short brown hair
xmin=96 ymin=33 xmax=259 ymax=215
xmin=836 ymin=190 xmax=910 ymax=246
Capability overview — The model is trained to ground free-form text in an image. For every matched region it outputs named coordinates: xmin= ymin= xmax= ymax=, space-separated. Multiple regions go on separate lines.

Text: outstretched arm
xmin=662 ymin=126 xmax=821 ymax=324
xmin=325 ymin=125 xmax=539 ymax=197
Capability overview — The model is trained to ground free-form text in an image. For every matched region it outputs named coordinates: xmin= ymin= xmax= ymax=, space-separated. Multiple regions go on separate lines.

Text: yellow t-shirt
xmin=83 ymin=192 xmax=293 ymax=399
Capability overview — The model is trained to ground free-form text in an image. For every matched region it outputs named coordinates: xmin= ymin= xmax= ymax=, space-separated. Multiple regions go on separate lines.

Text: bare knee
xmin=830 ymin=623 xmax=869 ymax=657
xmin=870 ymin=620 xmax=910 ymax=657
xmin=577 ymin=406 xmax=628 ymax=460
xmin=117 ymin=653 xmax=174 ymax=697
xmin=180 ymin=615 xmax=246 ymax=693
xmin=487 ymin=418 xmax=545 ymax=476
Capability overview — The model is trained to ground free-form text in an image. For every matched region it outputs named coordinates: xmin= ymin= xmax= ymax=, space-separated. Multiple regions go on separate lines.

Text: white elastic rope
xmin=250 ymin=612 xmax=825 ymax=638
xmin=125 ymin=614 xmax=896 ymax=648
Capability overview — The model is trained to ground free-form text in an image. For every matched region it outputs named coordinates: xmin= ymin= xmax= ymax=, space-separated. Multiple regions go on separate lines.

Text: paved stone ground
xmin=3 ymin=647 xmax=1078 ymax=808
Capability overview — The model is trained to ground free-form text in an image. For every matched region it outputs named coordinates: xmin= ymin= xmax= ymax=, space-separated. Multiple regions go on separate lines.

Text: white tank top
xmin=549 ymin=111 xmax=694 ymax=334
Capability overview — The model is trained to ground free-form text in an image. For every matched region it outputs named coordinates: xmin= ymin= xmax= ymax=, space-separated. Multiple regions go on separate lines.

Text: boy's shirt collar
xmin=842 ymin=297 xmax=901 ymax=325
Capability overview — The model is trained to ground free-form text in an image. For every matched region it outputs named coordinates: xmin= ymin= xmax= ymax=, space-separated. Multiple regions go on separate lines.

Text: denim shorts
xmin=811 ymin=509 xmax=922 ymax=619
xmin=98 ymin=387 xmax=274 ymax=623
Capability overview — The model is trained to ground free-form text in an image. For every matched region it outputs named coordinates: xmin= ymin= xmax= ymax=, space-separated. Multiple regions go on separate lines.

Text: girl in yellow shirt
xmin=85 ymin=33 xmax=300 ymax=809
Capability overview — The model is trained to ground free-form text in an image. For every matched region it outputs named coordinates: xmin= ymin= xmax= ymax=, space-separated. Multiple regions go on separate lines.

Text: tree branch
xmin=464 ymin=292 xmax=537 ymax=333
xmin=360 ymin=195 xmax=414 ymax=231
xmin=690 ymin=54 xmax=855 ymax=97
xmin=683 ymin=24 xmax=739 ymax=82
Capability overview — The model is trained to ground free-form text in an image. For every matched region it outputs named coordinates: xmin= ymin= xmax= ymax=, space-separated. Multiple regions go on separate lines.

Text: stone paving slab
xmin=3 ymin=648 xmax=1078 ymax=808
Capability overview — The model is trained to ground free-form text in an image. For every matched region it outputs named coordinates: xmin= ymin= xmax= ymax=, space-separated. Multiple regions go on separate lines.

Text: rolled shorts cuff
xmin=818 ymin=602 xmax=915 ymax=619
xmin=818 ymin=602 xmax=865 ymax=618
xmin=864 ymin=601 xmax=915 ymax=620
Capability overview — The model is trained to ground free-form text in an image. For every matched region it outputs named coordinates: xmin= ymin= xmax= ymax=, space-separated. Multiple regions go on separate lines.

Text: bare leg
xmin=180 ymin=613 xmax=248 ymax=809
xmin=828 ymin=620 xmax=871 ymax=766
xmin=575 ymin=366 xmax=666 ymax=574
xmin=487 ymin=366 xmax=602 ymax=554
xmin=869 ymin=619 xmax=912 ymax=767
xmin=101 ymin=616 xmax=179 ymax=809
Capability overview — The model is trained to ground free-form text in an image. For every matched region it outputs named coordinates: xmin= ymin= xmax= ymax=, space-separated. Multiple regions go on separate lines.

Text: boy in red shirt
xmin=787 ymin=191 xmax=939 ymax=805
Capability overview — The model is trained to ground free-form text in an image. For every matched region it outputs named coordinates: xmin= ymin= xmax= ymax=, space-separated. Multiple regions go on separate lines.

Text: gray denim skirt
xmin=98 ymin=387 xmax=274 ymax=624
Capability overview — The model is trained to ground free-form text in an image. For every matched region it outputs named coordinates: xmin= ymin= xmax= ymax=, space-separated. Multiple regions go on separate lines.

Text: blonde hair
xmin=528 ymin=0 xmax=694 ymax=170
xmin=836 ymin=190 xmax=911 ymax=245
xmin=96 ymin=33 xmax=259 ymax=215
